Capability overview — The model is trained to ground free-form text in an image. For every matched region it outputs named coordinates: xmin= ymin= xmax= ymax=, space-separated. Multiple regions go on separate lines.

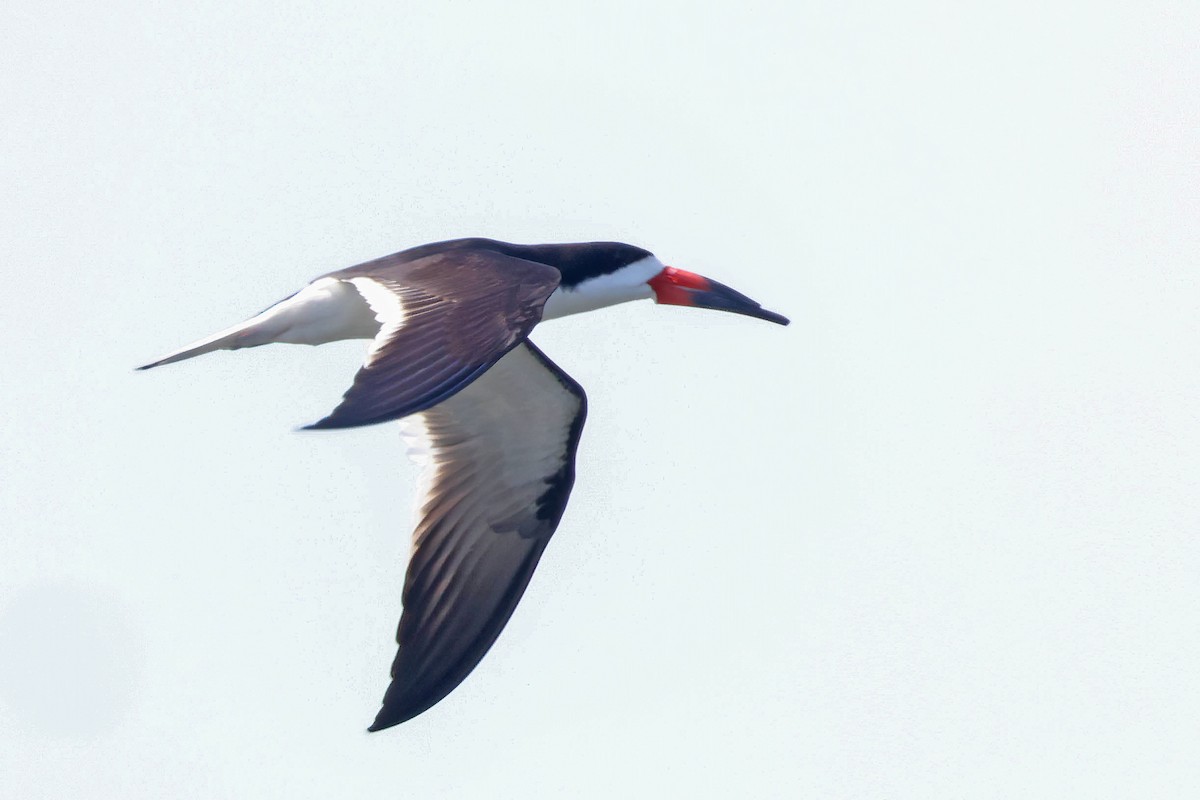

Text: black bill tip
xmin=696 ymin=277 xmax=790 ymax=326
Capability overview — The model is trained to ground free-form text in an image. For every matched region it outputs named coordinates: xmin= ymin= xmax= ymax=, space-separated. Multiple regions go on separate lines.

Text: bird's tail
xmin=136 ymin=278 xmax=379 ymax=371
xmin=135 ymin=306 xmax=291 ymax=371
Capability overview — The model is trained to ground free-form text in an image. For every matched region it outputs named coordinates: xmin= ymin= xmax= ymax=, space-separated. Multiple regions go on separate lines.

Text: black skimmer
xmin=138 ymin=238 xmax=788 ymax=730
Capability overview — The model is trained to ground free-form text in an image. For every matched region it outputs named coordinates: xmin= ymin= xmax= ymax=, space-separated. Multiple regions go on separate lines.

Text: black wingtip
xmin=367 ymin=707 xmax=411 ymax=733
xmin=300 ymin=413 xmax=376 ymax=431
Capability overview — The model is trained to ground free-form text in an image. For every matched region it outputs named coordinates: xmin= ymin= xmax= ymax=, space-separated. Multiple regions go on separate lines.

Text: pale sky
xmin=2 ymin=1 xmax=1199 ymax=797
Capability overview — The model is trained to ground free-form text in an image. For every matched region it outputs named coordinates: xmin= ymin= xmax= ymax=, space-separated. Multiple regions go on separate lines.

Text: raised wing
xmin=369 ymin=341 xmax=587 ymax=730
xmin=306 ymin=247 xmax=561 ymax=429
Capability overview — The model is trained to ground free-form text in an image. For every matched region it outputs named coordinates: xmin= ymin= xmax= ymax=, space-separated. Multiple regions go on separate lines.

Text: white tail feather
xmin=137 ymin=278 xmax=379 ymax=370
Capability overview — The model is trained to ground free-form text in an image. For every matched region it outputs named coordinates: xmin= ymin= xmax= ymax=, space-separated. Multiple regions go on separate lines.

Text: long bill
xmin=648 ymin=267 xmax=790 ymax=326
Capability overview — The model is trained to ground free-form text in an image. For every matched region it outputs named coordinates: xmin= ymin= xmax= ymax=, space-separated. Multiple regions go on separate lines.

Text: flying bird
xmin=138 ymin=237 xmax=788 ymax=730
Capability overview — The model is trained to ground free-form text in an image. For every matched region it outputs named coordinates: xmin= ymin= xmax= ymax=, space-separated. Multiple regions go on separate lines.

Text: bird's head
xmin=534 ymin=240 xmax=790 ymax=326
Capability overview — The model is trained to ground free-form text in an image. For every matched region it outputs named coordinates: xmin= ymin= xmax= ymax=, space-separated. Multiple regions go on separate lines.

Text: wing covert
xmin=306 ymin=248 xmax=561 ymax=430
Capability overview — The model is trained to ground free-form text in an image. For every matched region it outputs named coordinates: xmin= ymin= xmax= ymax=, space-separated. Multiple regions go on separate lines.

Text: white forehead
xmin=540 ymin=255 xmax=664 ymax=321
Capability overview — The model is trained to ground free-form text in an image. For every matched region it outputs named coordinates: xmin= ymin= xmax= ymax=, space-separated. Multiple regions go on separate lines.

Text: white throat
xmin=540 ymin=255 xmax=663 ymax=321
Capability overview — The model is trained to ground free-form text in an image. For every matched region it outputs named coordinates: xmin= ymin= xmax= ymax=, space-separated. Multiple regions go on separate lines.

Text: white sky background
xmin=1 ymin=1 xmax=1198 ymax=797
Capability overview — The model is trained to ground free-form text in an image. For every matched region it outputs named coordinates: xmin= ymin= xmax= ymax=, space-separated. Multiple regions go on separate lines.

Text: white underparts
xmin=539 ymin=255 xmax=663 ymax=320
xmin=267 ymin=277 xmax=381 ymax=345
